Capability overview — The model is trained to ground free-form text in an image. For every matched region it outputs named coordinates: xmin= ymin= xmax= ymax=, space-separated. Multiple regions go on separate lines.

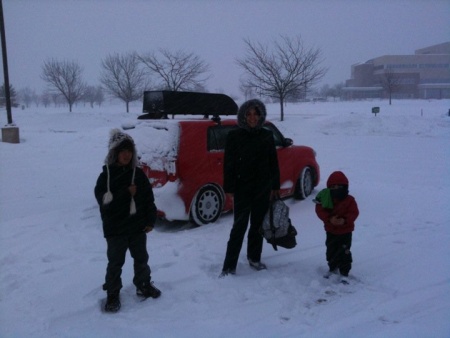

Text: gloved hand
xmin=330 ymin=215 xmax=345 ymax=226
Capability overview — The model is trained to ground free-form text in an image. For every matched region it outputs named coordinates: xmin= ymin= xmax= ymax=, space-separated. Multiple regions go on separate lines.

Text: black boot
xmin=248 ymin=259 xmax=267 ymax=271
xmin=105 ymin=291 xmax=121 ymax=313
xmin=136 ymin=281 xmax=161 ymax=299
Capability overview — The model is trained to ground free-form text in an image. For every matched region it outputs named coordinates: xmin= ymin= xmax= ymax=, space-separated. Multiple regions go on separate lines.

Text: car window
xmin=207 ymin=123 xmax=285 ymax=151
xmin=263 ymin=124 xmax=284 ymax=147
xmin=207 ymin=125 xmax=238 ymax=151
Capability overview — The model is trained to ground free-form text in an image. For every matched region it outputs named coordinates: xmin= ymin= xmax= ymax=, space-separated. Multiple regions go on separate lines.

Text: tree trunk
xmin=279 ymin=97 xmax=285 ymax=121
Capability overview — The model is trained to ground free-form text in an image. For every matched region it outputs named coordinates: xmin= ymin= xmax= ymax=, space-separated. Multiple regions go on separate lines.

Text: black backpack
xmin=260 ymin=199 xmax=297 ymax=251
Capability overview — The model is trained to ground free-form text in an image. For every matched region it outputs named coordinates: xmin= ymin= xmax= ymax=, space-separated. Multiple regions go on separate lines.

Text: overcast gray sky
xmin=2 ymin=0 xmax=449 ymax=98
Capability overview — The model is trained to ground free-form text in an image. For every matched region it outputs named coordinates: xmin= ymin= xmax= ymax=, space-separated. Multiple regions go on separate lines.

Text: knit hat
xmin=104 ymin=128 xmax=138 ymax=167
xmin=326 ymin=171 xmax=349 ymax=187
xmin=102 ymin=128 xmax=137 ymax=215
xmin=237 ymin=99 xmax=267 ymax=131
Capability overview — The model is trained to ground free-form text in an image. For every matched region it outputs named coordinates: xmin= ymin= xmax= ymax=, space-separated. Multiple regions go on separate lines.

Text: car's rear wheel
xmin=294 ymin=167 xmax=313 ymax=200
xmin=190 ymin=184 xmax=223 ymax=225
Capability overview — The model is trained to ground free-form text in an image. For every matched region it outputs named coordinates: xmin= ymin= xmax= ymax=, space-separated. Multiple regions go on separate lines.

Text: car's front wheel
xmin=190 ymin=184 xmax=223 ymax=225
xmin=294 ymin=167 xmax=313 ymax=200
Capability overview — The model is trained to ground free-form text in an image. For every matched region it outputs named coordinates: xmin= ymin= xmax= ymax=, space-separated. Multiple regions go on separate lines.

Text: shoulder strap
xmin=131 ymin=167 xmax=136 ymax=184
xmin=269 ymin=200 xmax=278 ymax=251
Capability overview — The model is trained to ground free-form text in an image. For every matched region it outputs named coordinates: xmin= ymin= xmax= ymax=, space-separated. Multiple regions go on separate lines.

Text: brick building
xmin=343 ymin=42 xmax=450 ymax=100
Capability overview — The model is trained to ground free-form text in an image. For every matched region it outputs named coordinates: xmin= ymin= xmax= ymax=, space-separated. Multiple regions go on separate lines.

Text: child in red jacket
xmin=314 ymin=171 xmax=359 ymax=283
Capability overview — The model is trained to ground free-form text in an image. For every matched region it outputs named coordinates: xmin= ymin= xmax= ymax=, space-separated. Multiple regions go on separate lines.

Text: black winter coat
xmin=223 ymin=127 xmax=280 ymax=194
xmin=94 ymin=165 xmax=157 ymax=238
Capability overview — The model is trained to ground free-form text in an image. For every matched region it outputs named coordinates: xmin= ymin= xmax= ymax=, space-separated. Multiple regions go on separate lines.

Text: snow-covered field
xmin=1 ymin=99 xmax=449 ymax=338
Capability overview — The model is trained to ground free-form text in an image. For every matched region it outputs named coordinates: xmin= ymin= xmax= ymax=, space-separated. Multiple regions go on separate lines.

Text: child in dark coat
xmin=94 ymin=129 xmax=161 ymax=312
xmin=314 ymin=171 xmax=359 ymax=283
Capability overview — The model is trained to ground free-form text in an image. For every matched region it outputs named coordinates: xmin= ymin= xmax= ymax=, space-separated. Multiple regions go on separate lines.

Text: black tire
xmin=294 ymin=167 xmax=313 ymax=200
xmin=190 ymin=184 xmax=223 ymax=225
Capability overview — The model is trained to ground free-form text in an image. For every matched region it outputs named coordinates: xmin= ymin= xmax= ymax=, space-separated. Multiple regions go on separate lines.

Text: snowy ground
xmin=1 ymin=99 xmax=449 ymax=338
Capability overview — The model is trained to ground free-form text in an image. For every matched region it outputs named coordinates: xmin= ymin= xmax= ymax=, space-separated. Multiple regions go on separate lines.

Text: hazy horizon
xmin=2 ymin=0 xmax=449 ymax=98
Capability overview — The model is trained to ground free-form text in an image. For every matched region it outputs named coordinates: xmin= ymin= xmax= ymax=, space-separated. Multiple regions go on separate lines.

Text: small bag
xmin=261 ymin=199 xmax=297 ymax=251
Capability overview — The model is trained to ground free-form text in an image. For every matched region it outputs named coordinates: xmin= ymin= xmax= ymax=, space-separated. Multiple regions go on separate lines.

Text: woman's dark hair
xmin=247 ymin=105 xmax=261 ymax=116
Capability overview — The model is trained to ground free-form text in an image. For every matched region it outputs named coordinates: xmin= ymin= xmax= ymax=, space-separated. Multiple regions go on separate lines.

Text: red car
xmin=127 ymin=120 xmax=320 ymax=225
xmin=124 ymin=91 xmax=320 ymax=225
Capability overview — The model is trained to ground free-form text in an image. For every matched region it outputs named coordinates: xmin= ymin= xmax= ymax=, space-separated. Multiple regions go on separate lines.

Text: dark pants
xmin=222 ymin=186 xmax=270 ymax=271
xmin=325 ymin=232 xmax=353 ymax=276
xmin=103 ymin=232 xmax=151 ymax=293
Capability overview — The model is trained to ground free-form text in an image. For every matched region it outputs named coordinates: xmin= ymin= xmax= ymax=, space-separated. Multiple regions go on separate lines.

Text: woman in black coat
xmin=220 ymin=99 xmax=280 ymax=277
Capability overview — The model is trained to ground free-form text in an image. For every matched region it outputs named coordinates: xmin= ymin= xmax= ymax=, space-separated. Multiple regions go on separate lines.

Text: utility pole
xmin=1 ymin=0 xmax=19 ymax=143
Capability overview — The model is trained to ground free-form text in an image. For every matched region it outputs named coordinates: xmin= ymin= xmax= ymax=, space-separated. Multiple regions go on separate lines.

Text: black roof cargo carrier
xmin=139 ymin=91 xmax=238 ymax=120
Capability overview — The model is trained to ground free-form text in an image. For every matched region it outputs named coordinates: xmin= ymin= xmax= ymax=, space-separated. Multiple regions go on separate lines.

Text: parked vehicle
xmin=123 ymin=91 xmax=320 ymax=225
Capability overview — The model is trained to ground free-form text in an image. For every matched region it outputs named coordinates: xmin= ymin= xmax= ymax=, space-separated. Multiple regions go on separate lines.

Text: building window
xmin=418 ymin=63 xmax=449 ymax=69
xmin=386 ymin=64 xmax=418 ymax=69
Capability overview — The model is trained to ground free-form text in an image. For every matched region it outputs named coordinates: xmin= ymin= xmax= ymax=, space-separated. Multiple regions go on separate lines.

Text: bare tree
xmin=237 ymin=35 xmax=327 ymax=121
xmin=83 ymin=85 xmax=97 ymax=108
xmin=41 ymin=59 xmax=86 ymax=112
xmin=137 ymin=49 xmax=210 ymax=91
xmin=100 ymin=53 xmax=147 ymax=112
xmin=18 ymin=86 xmax=33 ymax=107
xmin=41 ymin=91 xmax=51 ymax=108
xmin=331 ymin=82 xmax=344 ymax=101
xmin=50 ymin=92 xmax=64 ymax=107
xmin=319 ymin=82 xmax=344 ymax=101
xmin=318 ymin=84 xmax=330 ymax=98
xmin=239 ymin=83 xmax=256 ymax=101
xmin=83 ymin=85 xmax=105 ymax=108
xmin=94 ymin=85 xmax=105 ymax=107
xmin=31 ymin=91 xmax=40 ymax=107
xmin=18 ymin=87 xmax=40 ymax=107
xmin=379 ymin=70 xmax=402 ymax=105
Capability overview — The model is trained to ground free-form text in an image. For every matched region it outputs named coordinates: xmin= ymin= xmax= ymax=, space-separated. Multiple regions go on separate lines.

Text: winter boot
xmin=323 ymin=269 xmax=338 ymax=279
xmin=219 ymin=268 xmax=236 ymax=278
xmin=136 ymin=281 xmax=161 ymax=299
xmin=248 ymin=259 xmax=267 ymax=271
xmin=104 ymin=291 xmax=121 ymax=313
xmin=340 ymin=276 xmax=350 ymax=285
xmin=339 ymin=271 xmax=350 ymax=285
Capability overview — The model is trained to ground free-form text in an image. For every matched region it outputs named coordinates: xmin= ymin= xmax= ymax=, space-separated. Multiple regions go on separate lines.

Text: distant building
xmin=343 ymin=42 xmax=450 ymax=100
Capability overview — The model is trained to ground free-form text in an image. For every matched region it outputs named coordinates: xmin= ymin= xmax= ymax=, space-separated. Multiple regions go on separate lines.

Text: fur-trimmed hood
xmin=104 ymin=128 xmax=138 ymax=168
xmin=237 ymin=99 xmax=267 ymax=131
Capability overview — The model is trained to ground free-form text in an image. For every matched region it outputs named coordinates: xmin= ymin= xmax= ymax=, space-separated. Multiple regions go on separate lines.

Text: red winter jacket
xmin=315 ymin=195 xmax=359 ymax=235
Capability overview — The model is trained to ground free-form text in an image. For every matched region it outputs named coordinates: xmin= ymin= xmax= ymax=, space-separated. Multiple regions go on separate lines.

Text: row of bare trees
xmin=39 ymin=35 xmax=327 ymax=119
xmin=41 ymin=48 xmax=212 ymax=113
xmin=2 ymin=85 xmax=105 ymax=109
